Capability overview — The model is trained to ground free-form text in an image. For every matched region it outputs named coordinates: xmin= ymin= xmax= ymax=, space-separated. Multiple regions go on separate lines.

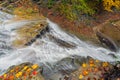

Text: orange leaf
xmin=32 ymin=71 xmax=37 ymax=75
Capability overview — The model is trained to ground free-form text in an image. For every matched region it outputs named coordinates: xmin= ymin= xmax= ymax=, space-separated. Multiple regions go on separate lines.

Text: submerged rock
xmin=48 ymin=34 xmax=76 ymax=48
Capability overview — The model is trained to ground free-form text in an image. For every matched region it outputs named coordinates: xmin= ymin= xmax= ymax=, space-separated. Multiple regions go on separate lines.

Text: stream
xmin=0 ymin=11 xmax=120 ymax=79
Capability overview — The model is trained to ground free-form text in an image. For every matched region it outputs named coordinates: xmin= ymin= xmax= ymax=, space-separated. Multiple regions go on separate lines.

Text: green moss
xmin=47 ymin=0 xmax=55 ymax=9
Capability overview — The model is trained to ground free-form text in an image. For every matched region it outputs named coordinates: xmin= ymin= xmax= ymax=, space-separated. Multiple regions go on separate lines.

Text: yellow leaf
xmin=79 ymin=74 xmax=83 ymax=79
xmin=82 ymin=63 xmax=87 ymax=68
xmin=23 ymin=66 xmax=28 ymax=71
xmin=10 ymin=69 xmax=14 ymax=73
xmin=16 ymin=72 xmax=23 ymax=78
xmin=95 ymin=60 xmax=99 ymax=63
xmin=31 ymin=64 xmax=39 ymax=69
xmin=3 ymin=74 xmax=7 ymax=78
xmin=26 ymin=68 xmax=32 ymax=73
xmin=102 ymin=62 xmax=109 ymax=67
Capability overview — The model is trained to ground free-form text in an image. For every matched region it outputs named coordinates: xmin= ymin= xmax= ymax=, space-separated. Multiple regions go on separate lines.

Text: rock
xmin=12 ymin=19 xmax=48 ymax=48
xmin=41 ymin=57 xmax=77 ymax=80
xmin=25 ymin=25 xmax=50 ymax=46
xmin=48 ymin=34 xmax=76 ymax=48
xmin=54 ymin=57 xmax=78 ymax=74
xmin=69 ymin=57 xmax=114 ymax=80
xmin=96 ymin=31 xmax=118 ymax=51
xmin=94 ymin=20 xmax=120 ymax=51
xmin=1 ymin=62 xmax=45 ymax=80
xmin=103 ymin=62 xmax=120 ymax=80
xmin=40 ymin=57 xmax=120 ymax=80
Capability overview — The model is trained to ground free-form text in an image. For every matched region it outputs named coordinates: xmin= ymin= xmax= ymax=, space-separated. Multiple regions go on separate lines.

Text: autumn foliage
xmin=0 ymin=64 xmax=42 ymax=80
xmin=103 ymin=0 xmax=120 ymax=11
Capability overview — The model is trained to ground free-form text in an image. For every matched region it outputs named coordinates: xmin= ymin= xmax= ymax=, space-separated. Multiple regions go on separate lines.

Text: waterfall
xmin=0 ymin=11 xmax=120 ymax=74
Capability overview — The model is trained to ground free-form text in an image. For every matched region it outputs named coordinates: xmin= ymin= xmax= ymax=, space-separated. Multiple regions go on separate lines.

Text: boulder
xmin=68 ymin=57 xmax=120 ymax=80
xmin=1 ymin=62 xmax=45 ymax=80
xmin=94 ymin=20 xmax=120 ymax=51
xmin=12 ymin=19 xmax=48 ymax=48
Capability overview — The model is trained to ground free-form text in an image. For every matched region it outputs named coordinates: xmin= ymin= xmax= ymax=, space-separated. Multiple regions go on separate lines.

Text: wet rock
xmin=96 ymin=31 xmax=118 ymax=52
xmin=54 ymin=57 xmax=78 ymax=74
xmin=69 ymin=57 xmax=115 ymax=80
xmin=94 ymin=19 xmax=120 ymax=52
xmin=25 ymin=25 xmax=50 ymax=46
xmin=1 ymin=62 xmax=45 ymax=80
xmin=42 ymin=57 xmax=78 ymax=80
xmin=12 ymin=19 xmax=48 ymax=48
xmin=103 ymin=62 xmax=120 ymax=80
xmin=48 ymin=35 xmax=76 ymax=48
xmin=41 ymin=57 xmax=94 ymax=80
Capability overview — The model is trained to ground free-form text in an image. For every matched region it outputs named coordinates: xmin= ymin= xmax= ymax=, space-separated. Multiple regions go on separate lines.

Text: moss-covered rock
xmin=12 ymin=19 xmax=48 ymax=48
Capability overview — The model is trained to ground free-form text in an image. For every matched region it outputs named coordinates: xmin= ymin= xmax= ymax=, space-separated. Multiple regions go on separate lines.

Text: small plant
xmin=47 ymin=0 xmax=55 ymax=9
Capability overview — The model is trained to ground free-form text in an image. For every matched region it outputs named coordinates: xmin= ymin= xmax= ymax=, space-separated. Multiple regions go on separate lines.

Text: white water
xmin=0 ymin=11 xmax=120 ymax=74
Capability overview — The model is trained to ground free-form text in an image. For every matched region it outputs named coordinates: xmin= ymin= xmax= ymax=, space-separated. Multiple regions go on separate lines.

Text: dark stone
xmin=40 ymin=29 xmax=46 ymax=35
xmin=25 ymin=42 xmax=31 ymax=46
xmin=45 ymin=26 xmax=50 ymax=32
xmin=31 ymin=38 xmax=36 ymax=43
xmin=35 ymin=34 xmax=41 ymax=38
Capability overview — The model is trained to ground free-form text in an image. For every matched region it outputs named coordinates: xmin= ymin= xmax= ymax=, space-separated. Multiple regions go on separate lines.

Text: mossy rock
xmin=12 ymin=19 xmax=48 ymax=48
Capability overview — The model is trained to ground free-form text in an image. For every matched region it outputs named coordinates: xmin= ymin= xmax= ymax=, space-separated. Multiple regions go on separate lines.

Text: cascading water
xmin=0 ymin=11 xmax=120 ymax=75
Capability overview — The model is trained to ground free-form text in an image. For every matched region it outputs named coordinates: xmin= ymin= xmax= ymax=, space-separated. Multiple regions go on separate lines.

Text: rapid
xmin=0 ymin=11 xmax=120 ymax=75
